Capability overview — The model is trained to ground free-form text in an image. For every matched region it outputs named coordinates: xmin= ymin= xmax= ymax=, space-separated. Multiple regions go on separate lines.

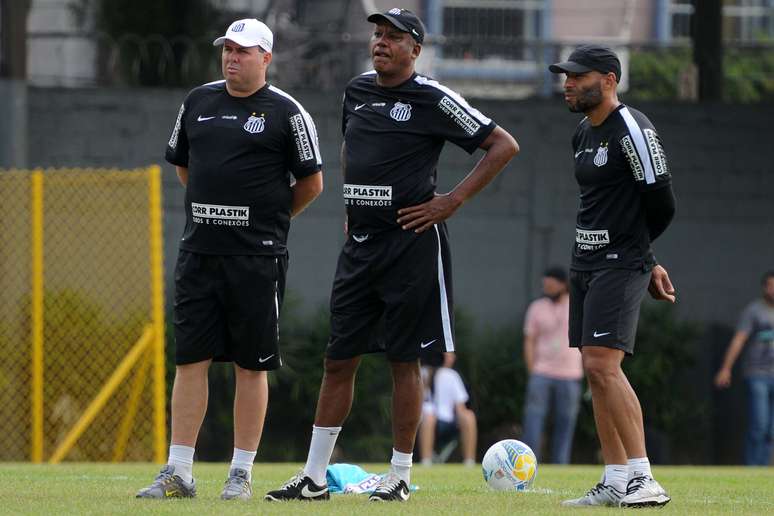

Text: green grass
xmin=0 ymin=463 xmax=772 ymax=515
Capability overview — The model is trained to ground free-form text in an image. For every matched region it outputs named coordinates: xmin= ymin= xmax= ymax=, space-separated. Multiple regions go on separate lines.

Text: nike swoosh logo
xmin=354 ymin=103 xmax=366 ymax=111
xmin=300 ymin=484 xmax=328 ymax=498
xmin=593 ymin=331 xmax=611 ymax=338
xmin=197 ymin=115 xmax=215 ymax=121
xmin=574 ymin=150 xmax=583 ymax=158
xmin=258 ymin=354 xmax=275 ymax=363
xmin=420 ymin=339 xmax=437 ymax=349
xmin=352 ymin=234 xmax=369 ymax=243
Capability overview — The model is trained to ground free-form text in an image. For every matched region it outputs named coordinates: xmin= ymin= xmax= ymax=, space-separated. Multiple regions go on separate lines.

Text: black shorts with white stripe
xmin=174 ymin=251 xmax=286 ymax=371
xmin=327 ymin=223 xmax=454 ymax=362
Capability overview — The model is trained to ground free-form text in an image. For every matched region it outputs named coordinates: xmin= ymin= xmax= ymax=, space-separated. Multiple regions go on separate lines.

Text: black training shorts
xmin=173 ymin=250 xmax=286 ymax=371
xmin=327 ymin=224 xmax=454 ymax=362
xmin=569 ymin=267 xmax=650 ymax=355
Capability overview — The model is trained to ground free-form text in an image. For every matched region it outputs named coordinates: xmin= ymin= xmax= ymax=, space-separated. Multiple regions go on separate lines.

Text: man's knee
xmin=581 ymin=347 xmax=622 ymax=386
xmin=234 ymin=364 xmax=267 ymax=381
xmin=390 ymin=359 xmax=421 ymax=382
xmin=175 ymin=359 xmax=211 ymax=378
xmin=459 ymin=408 xmax=476 ymax=427
xmin=323 ymin=357 xmax=359 ymax=378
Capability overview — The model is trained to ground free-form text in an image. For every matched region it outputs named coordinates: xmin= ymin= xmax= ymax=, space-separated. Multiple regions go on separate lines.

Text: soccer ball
xmin=481 ymin=439 xmax=537 ymax=491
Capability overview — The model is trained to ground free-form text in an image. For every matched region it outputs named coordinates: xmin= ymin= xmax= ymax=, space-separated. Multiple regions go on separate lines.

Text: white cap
xmin=213 ymin=18 xmax=273 ymax=52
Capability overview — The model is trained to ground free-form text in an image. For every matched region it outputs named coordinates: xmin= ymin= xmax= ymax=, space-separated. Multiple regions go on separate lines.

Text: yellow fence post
xmin=148 ymin=165 xmax=167 ymax=463
xmin=112 ymin=351 xmax=151 ymax=462
xmin=49 ymin=325 xmax=154 ymax=464
xmin=30 ymin=170 xmax=45 ymax=463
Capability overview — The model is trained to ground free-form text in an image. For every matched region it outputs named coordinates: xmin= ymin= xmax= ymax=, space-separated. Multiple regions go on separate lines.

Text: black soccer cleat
xmin=368 ymin=472 xmax=410 ymax=502
xmin=264 ymin=470 xmax=330 ymax=501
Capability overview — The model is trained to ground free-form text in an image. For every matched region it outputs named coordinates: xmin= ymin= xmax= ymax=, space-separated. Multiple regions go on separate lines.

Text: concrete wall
xmin=26 ymin=86 xmax=774 ymax=332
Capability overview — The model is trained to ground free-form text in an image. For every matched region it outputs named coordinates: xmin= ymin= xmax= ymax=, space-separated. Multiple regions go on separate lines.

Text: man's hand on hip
xmin=397 ymin=193 xmax=462 ymax=233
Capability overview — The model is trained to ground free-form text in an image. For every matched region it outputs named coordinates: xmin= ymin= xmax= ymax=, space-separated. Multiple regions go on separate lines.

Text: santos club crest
xmin=390 ymin=102 xmax=412 ymax=122
xmin=593 ymin=142 xmax=608 ymax=167
xmin=244 ymin=114 xmax=265 ymax=134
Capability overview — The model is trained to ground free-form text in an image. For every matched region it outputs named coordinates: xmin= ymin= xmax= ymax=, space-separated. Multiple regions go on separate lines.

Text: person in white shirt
xmin=418 ymin=352 xmax=477 ymax=466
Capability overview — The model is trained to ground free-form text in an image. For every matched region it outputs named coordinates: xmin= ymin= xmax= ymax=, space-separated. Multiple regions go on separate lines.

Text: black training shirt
xmin=166 ymin=80 xmax=322 ymax=255
xmin=571 ymin=104 xmax=672 ymax=270
xmin=342 ymin=71 xmax=496 ymax=235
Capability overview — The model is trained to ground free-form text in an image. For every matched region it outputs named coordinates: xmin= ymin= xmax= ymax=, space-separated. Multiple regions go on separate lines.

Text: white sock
xmin=603 ymin=464 xmax=628 ymax=493
xmin=390 ymin=449 xmax=413 ymax=485
xmin=230 ymin=447 xmax=257 ymax=480
xmin=627 ymin=457 xmax=652 ymax=480
xmin=167 ymin=444 xmax=195 ymax=484
xmin=303 ymin=426 xmax=341 ymax=485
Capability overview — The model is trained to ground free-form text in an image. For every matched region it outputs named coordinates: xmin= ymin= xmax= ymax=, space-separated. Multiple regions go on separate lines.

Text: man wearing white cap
xmin=136 ymin=18 xmax=323 ymax=501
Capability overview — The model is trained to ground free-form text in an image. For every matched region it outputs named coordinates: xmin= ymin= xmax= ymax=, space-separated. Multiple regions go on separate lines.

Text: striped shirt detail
xmin=269 ymin=85 xmax=323 ymax=166
xmin=619 ymin=106 xmax=656 ymax=184
xmin=414 ymin=75 xmax=492 ymax=125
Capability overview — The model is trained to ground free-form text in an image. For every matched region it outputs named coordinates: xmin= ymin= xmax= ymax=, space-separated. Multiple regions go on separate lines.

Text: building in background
xmin=17 ymin=0 xmax=774 ymax=97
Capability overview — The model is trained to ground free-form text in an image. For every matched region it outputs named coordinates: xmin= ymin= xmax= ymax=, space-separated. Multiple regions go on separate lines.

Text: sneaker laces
xmin=281 ymin=471 xmax=306 ymax=489
xmin=225 ymin=470 xmax=249 ymax=490
xmin=374 ymin=472 xmax=403 ymax=493
xmin=153 ymin=465 xmax=177 ymax=485
xmin=626 ymin=475 xmax=649 ymax=495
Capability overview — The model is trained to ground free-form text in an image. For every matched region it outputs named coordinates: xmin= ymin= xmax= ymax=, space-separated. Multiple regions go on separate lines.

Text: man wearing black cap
xmin=266 ymin=7 xmax=518 ymax=503
xmin=549 ymin=45 xmax=676 ymax=507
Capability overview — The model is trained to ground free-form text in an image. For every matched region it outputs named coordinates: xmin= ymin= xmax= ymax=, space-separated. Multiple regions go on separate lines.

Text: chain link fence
xmin=0 ymin=167 xmax=166 ymax=462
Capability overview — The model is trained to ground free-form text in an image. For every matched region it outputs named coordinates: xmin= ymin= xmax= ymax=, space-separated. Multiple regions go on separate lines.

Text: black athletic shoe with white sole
xmin=368 ymin=472 xmax=410 ymax=502
xmin=264 ymin=470 xmax=330 ymax=501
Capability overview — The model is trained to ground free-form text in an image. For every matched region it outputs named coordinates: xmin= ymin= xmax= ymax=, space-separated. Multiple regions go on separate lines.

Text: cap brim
xmin=367 ymin=13 xmax=411 ymax=34
xmin=548 ymin=61 xmax=593 ymax=74
xmin=212 ymin=35 xmax=270 ymax=52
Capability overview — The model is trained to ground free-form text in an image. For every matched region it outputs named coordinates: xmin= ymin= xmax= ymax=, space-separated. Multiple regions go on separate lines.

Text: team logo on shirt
xmin=643 ymin=129 xmax=669 ymax=176
xmin=621 ymin=135 xmax=645 ymax=181
xmin=593 ymin=142 xmax=609 ymax=167
xmin=289 ymin=113 xmax=314 ymax=161
xmin=243 ymin=113 xmax=265 ymax=134
xmin=437 ymin=96 xmax=481 ymax=136
xmin=191 ymin=203 xmax=249 ymax=227
xmin=168 ymin=103 xmax=184 ymax=149
xmin=390 ymin=102 xmax=412 ymax=122
xmin=343 ymin=183 xmax=392 ymax=207
xmin=576 ymin=228 xmax=610 ymax=251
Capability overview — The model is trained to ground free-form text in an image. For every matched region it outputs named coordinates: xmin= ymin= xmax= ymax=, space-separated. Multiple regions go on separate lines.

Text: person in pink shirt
xmin=522 ymin=266 xmax=584 ymax=464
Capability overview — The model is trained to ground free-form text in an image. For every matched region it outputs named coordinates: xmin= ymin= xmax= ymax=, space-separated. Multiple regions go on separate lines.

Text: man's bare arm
xmin=396 ymin=126 xmax=519 ymax=233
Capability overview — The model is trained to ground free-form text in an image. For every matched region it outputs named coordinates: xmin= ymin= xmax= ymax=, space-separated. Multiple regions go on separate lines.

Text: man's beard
xmin=546 ymin=292 xmax=563 ymax=302
xmin=568 ymin=82 xmax=603 ymax=113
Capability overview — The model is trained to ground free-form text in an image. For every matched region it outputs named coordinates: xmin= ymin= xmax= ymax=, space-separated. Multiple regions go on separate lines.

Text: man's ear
xmin=263 ymin=51 xmax=273 ymax=66
xmin=604 ymin=72 xmax=618 ymax=91
xmin=412 ymin=42 xmax=422 ymax=59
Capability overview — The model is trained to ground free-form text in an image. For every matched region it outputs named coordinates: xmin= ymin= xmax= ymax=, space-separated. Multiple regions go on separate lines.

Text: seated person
xmin=418 ymin=352 xmax=477 ymax=466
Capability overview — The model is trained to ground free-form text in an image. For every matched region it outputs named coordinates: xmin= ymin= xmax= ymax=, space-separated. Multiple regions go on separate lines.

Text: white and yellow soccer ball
xmin=481 ymin=439 xmax=537 ymax=491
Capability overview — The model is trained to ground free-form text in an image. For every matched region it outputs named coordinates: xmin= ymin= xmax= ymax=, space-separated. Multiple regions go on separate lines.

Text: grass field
xmin=0 ymin=463 xmax=772 ymax=515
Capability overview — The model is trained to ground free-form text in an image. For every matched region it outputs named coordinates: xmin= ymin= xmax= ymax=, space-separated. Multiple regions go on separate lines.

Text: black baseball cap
xmin=367 ymin=8 xmax=425 ymax=44
xmin=549 ymin=44 xmax=621 ymax=82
